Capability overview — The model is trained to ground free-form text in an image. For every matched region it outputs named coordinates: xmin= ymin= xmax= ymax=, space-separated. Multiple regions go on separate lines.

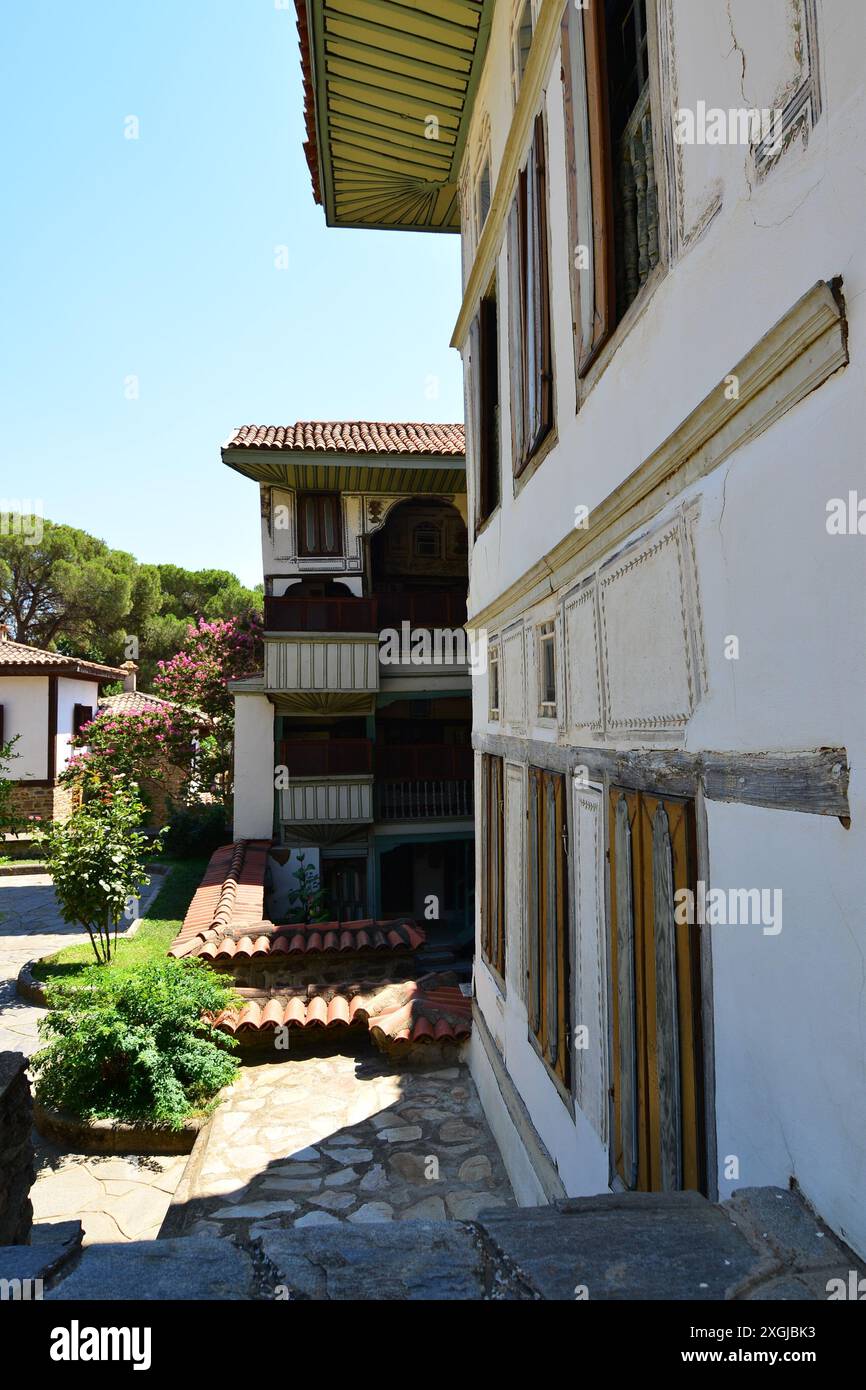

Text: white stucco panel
xmin=599 ymin=518 xmax=698 ymax=733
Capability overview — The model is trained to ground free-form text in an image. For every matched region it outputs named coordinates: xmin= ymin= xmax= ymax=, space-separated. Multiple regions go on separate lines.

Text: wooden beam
xmin=471 ymin=733 xmax=850 ymax=819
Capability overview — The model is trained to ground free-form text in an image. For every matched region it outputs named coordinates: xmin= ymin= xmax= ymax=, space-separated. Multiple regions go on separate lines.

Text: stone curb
xmin=32 ymin=1099 xmax=208 ymax=1155
xmin=0 ymin=863 xmax=48 ymax=877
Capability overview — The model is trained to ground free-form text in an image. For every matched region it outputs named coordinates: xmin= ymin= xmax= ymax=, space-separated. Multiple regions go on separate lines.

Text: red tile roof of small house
xmin=222 ymin=422 xmax=465 ymax=456
xmin=211 ymin=976 xmax=471 ymax=1048
xmin=0 ymin=637 xmax=125 ymax=682
xmin=99 ymin=689 xmax=175 ymax=717
xmin=168 ymin=842 xmax=426 ymax=961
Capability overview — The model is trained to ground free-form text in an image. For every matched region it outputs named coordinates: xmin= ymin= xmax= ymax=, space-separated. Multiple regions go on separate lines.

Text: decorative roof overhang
xmin=222 ymin=449 xmax=466 ymax=493
xmin=297 ymin=0 xmax=493 ymax=232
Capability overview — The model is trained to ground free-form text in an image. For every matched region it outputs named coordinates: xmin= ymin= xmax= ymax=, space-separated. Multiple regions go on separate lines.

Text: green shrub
xmin=32 ymin=959 xmax=239 ymax=1128
xmin=164 ymin=801 xmax=229 ymax=859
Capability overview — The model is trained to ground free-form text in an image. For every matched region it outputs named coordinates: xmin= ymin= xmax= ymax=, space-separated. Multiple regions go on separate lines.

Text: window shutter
xmin=562 ymin=0 xmax=616 ymax=376
xmin=530 ymin=114 xmax=553 ymax=443
xmin=527 ymin=766 xmax=542 ymax=1034
xmin=478 ymin=292 xmax=500 ymax=522
xmin=507 ymin=198 xmax=526 ymax=474
xmin=73 ymin=703 xmax=93 ymax=737
xmin=469 ymin=313 xmax=483 ymax=522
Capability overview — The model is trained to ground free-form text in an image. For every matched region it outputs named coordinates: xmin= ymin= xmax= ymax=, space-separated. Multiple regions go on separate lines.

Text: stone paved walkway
xmin=0 ymin=874 xmax=89 ymax=1055
xmin=174 ymin=1044 xmax=515 ymax=1238
xmin=31 ymin=1144 xmax=187 ymax=1245
xmin=0 ymin=868 xmax=183 ymax=1245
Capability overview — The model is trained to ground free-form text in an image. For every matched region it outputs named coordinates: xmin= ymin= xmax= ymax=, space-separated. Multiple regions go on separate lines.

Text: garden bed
xmin=32 ymin=1098 xmax=209 ymax=1154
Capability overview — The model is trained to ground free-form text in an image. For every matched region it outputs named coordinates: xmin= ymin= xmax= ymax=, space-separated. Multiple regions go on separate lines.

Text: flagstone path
xmin=170 ymin=1045 xmax=515 ymax=1238
xmin=0 ymin=868 xmax=182 ymax=1245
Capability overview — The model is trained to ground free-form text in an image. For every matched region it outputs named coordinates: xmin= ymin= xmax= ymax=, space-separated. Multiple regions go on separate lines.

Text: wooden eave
xmin=303 ymin=0 xmax=493 ymax=232
xmin=222 ymin=447 xmax=466 ymax=492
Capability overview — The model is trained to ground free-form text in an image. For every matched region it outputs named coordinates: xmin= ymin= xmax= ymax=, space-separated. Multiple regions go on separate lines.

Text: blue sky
xmin=0 ymin=2 xmax=464 ymax=587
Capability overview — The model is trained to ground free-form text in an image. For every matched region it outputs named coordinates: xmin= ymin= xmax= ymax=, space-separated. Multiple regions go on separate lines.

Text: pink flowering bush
xmin=153 ymin=613 xmax=262 ymax=807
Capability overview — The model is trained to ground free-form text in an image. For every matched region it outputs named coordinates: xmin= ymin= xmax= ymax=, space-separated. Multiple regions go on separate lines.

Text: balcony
xmin=376 ymin=743 xmax=473 ymax=821
xmin=265 ymin=595 xmax=377 ymax=633
xmin=279 ymin=739 xmax=372 ymax=777
xmin=264 ymin=590 xmax=467 ymax=634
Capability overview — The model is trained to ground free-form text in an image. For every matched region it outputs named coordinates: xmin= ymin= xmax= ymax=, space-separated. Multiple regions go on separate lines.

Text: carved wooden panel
xmin=572 ymin=782 xmax=607 ymax=1143
xmin=501 ymin=622 xmax=527 ymax=734
xmin=505 ymin=763 xmax=526 ymax=1000
xmin=563 ymin=577 xmax=604 ymax=735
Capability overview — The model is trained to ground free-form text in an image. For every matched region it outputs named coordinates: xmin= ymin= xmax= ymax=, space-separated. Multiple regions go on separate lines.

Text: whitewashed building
xmin=296 ymin=0 xmax=865 ymax=1255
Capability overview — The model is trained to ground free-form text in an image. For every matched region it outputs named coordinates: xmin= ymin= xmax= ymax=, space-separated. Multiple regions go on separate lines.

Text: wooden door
xmin=608 ymin=788 xmax=705 ymax=1193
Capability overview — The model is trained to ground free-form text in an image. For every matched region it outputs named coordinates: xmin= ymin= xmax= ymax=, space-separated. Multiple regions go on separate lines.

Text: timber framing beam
xmin=472 ymin=733 xmax=851 ymax=819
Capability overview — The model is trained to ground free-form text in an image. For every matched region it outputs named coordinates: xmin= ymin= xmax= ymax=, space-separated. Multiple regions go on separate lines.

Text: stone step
xmin=1 ymin=1186 xmax=860 ymax=1301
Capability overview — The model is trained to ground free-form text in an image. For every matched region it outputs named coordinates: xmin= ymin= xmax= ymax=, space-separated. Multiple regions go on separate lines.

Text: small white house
xmin=0 ymin=628 xmax=125 ymax=825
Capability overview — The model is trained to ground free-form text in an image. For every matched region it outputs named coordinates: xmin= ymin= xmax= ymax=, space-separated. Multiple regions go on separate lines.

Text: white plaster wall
xmin=0 ymin=676 xmax=48 ymax=779
xmin=232 ymin=693 xmax=275 ymax=840
xmin=465 ymin=0 xmax=866 ymax=619
xmin=57 ymin=677 xmax=98 ymax=774
xmin=709 ymin=797 xmax=866 ymax=1257
xmin=462 ymin=0 xmax=866 ymax=1251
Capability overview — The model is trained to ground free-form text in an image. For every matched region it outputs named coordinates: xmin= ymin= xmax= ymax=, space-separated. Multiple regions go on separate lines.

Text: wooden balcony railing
xmin=264 ymin=590 xmax=467 ymax=634
xmin=278 ymin=738 xmax=373 ymax=777
xmin=377 ymin=780 xmax=473 ymax=820
xmin=375 ymin=743 xmax=473 ymax=780
xmin=375 ymin=590 xmax=467 ymax=629
xmin=265 ymin=596 xmax=378 ymax=633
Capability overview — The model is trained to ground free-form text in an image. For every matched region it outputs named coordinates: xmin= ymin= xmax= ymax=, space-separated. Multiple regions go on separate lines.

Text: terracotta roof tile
xmin=0 ymin=638 xmax=125 ymax=680
xmin=211 ymin=976 xmax=471 ymax=1049
xmin=223 ymin=422 xmax=465 ymax=457
xmin=99 ymin=690 xmax=175 ymax=716
xmin=169 ymin=845 xmax=425 ymax=961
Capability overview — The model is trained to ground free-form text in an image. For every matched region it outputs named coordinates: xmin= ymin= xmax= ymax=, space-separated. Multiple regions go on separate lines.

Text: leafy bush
xmin=33 ymin=959 xmax=239 ymax=1128
xmin=163 ymin=801 xmax=229 ymax=858
xmin=37 ymin=781 xmax=165 ymax=964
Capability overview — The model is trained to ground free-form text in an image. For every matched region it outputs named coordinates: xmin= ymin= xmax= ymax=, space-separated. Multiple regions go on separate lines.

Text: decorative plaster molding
xmin=468 ymin=279 xmax=848 ymax=631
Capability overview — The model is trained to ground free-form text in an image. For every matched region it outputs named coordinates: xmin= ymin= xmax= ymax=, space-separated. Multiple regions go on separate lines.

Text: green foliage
xmin=287 ymin=852 xmax=330 ymax=924
xmin=37 ymin=782 xmax=166 ymax=964
xmin=0 ymin=517 xmax=262 ymax=687
xmin=32 ymin=959 xmax=239 ymax=1128
xmin=32 ymin=858 xmax=209 ymax=988
xmin=0 ymin=735 xmax=21 ymax=835
xmin=164 ymin=802 xmax=230 ymax=858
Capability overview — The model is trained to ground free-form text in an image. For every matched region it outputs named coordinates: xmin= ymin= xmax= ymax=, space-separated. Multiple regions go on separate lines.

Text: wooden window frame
xmin=488 ymin=645 xmax=500 ymax=721
xmin=508 ymin=112 xmax=553 ymax=478
xmin=481 ymin=754 xmax=506 ymax=981
xmin=72 ymin=703 xmax=93 ymax=737
xmin=537 ymin=620 xmax=556 ymax=718
xmin=527 ymin=766 xmax=571 ymax=1090
xmin=297 ymin=493 xmax=343 ymax=558
xmin=473 ymin=284 xmax=501 ymax=529
xmin=608 ymin=786 xmax=706 ymax=1194
xmin=561 ymin=0 xmax=665 ymax=383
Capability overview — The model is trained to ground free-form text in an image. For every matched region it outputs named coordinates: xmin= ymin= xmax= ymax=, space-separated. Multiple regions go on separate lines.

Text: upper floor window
xmin=470 ymin=282 xmax=501 ymax=528
xmin=297 ymin=493 xmax=342 ymax=557
xmin=413 ymin=522 xmax=441 ymax=559
xmin=512 ymin=0 xmax=535 ymax=104
xmin=475 ymin=155 xmax=491 ymax=235
xmin=537 ymin=620 xmax=556 ymax=717
xmin=562 ymin=0 xmax=661 ymax=376
xmin=507 ymin=112 xmax=553 ymax=476
xmin=488 ymin=644 xmax=500 ymax=721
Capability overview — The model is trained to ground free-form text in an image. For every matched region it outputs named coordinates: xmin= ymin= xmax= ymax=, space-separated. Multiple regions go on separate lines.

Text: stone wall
xmin=140 ymin=761 xmax=188 ymax=829
xmin=0 ymin=1053 xmax=35 ymax=1244
xmin=8 ymin=781 xmax=79 ymax=826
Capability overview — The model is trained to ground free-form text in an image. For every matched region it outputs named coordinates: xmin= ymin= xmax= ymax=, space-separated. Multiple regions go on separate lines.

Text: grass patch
xmin=32 ymin=857 xmax=209 ymax=988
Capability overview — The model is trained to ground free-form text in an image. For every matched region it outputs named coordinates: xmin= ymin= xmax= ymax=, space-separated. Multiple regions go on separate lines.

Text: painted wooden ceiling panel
xmin=303 ymin=0 xmax=492 ymax=231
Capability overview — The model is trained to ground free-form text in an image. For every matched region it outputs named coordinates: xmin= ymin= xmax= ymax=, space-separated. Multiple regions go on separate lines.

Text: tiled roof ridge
xmin=0 ymin=637 xmax=126 ymax=679
xmin=211 ymin=840 xmax=248 ymax=932
xmin=210 ymin=974 xmax=471 ymax=1048
xmin=222 ymin=421 xmax=466 ymax=457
